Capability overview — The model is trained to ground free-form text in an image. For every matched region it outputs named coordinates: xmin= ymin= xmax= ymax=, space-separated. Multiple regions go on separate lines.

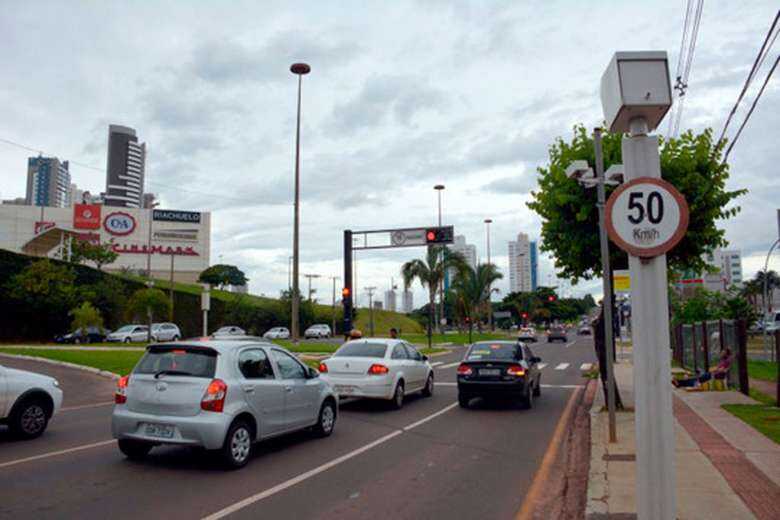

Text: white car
xmin=304 ymin=324 xmax=332 ymax=339
xmin=263 ymin=327 xmax=290 ymax=340
xmin=151 ymin=323 xmax=181 ymax=342
xmin=107 ymin=325 xmax=150 ymax=343
xmin=213 ymin=326 xmax=246 ymax=337
xmin=0 ymin=364 xmax=63 ymax=438
xmin=319 ymin=339 xmax=434 ymax=409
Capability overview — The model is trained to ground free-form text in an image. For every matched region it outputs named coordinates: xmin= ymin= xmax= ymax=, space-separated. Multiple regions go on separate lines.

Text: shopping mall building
xmin=0 ymin=204 xmax=211 ymax=283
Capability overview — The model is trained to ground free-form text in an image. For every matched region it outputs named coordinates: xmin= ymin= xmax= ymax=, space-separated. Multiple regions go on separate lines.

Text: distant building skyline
xmin=446 ymin=234 xmax=477 ymax=290
xmin=384 ymin=289 xmax=397 ymax=312
xmin=25 ymin=156 xmax=71 ymax=208
xmin=402 ymin=289 xmax=413 ymax=314
xmin=105 ymin=124 xmax=146 ymax=208
xmin=508 ymin=232 xmax=535 ymax=293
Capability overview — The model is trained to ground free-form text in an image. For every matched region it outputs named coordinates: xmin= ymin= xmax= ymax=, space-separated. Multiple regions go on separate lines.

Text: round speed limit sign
xmin=605 ymin=177 xmax=689 ymax=258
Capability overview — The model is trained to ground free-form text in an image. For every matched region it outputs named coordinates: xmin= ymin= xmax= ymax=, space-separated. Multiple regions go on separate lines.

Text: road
xmin=0 ymin=335 xmax=595 ymax=520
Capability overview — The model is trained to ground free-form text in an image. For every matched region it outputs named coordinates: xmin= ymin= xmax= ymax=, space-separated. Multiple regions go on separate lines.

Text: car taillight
xmin=507 ymin=365 xmax=526 ymax=376
xmin=457 ymin=364 xmax=473 ymax=376
xmin=367 ymin=364 xmax=389 ymax=375
xmin=201 ymin=379 xmax=228 ymax=412
xmin=115 ymin=375 xmax=129 ymax=404
xmin=318 ymin=362 xmax=328 ymax=373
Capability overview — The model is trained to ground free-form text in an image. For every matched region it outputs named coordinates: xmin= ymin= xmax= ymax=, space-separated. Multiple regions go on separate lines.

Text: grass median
xmin=747 ymin=360 xmax=778 ymax=382
xmin=0 ymin=348 xmax=143 ymax=375
xmin=722 ymin=403 xmax=780 ymax=444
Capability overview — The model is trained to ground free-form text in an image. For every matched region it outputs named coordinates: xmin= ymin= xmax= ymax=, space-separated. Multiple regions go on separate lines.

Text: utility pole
xmin=484 ymin=218 xmax=493 ymax=330
xmin=169 ymin=253 xmax=175 ymax=320
xmin=304 ymin=273 xmax=321 ymax=302
xmin=366 ymin=286 xmax=377 ymax=337
xmin=329 ymin=276 xmax=340 ymax=334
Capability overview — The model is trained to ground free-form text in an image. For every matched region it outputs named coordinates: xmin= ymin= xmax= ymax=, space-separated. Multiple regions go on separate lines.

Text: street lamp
xmin=484 ymin=218 xmax=493 ymax=330
xmin=434 ymin=184 xmax=445 ymax=333
xmin=762 ymin=239 xmax=780 ymax=360
xmin=290 ymin=62 xmax=311 ymax=344
xmin=303 ymin=273 xmax=321 ymax=301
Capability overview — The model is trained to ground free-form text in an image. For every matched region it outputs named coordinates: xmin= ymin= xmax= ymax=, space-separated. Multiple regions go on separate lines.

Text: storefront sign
xmin=111 ymin=243 xmax=199 ymax=256
xmin=613 ymin=270 xmax=631 ymax=293
xmin=153 ymin=229 xmax=198 ymax=242
xmin=73 ymin=204 xmax=101 ymax=229
xmin=153 ymin=209 xmax=201 ymax=223
xmin=104 ymin=212 xmax=136 ymax=236
xmin=34 ymin=221 xmax=56 ymax=234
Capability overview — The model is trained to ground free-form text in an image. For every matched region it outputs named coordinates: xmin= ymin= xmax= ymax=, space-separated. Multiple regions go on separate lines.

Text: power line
xmin=668 ymin=0 xmax=704 ymax=138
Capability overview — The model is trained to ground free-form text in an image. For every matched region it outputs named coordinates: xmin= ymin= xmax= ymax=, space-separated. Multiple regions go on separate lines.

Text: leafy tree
xmin=527 ymin=125 xmax=746 ymax=282
xmin=5 ymin=260 xmax=77 ymax=336
xmin=402 ymin=246 xmax=467 ymax=347
xmin=126 ymin=288 xmax=171 ymax=324
xmin=750 ymin=270 xmax=780 ymax=312
xmin=671 ymin=287 xmax=756 ymax=326
xmin=70 ymin=302 xmax=104 ymax=332
xmin=451 ymin=263 xmax=503 ymax=343
xmin=71 ymin=240 xmax=119 ymax=270
xmin=198 ymin=264 xmax=248 ymax=289
xmin=77 ymin=275 xmax=129 ymax=330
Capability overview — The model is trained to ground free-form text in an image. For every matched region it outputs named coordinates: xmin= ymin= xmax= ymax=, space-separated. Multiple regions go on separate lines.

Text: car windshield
xmin=115 ymin=325 xmax=136 ymax=333
xmin=134 ymin=346 xmax=217 ymax=378
xmin=466 ymin=342 xmax=521 ymax=361
xmin=334 ymin=342 xmax=388 ymax=358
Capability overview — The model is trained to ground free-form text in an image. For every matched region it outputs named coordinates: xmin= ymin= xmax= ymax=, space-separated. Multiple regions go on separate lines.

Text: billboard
xmin=73 ymin=204 xmax=101 ymax=229
xmin=153 ymin=209 xmax=201 ymax=223
xmin=613 ymin=270 xmax=631 ymax=293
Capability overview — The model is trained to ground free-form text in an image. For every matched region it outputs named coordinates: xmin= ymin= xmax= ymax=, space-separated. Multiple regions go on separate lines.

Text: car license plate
xmin=144 ymin=423 xmax=175 ymax=438
xmin=335 ymin=385 xmax=355 ymax=394
xmin=480 ymin=368 xmax=501 ymax=376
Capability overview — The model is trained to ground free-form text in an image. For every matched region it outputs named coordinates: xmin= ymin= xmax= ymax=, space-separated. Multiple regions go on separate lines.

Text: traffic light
xmin=425 ymin=226 xmax=454 ymax=245
xmin=548 ymin=295 xmax=556 ymax=302
xmin=342 ymin=287 xmax=350 ymax=298
xmin=521 ymin=312 xmax=528 ymax=319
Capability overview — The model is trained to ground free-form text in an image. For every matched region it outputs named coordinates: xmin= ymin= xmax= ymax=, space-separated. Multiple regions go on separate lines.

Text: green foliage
xmin=671 ymin=287 xmax=757 ymax=326
xmin=70 ymin=240 xmax=119 ymax=270
xmin=722 ymin=404 xmax=780 ymax=444
xmin=126 ymin=288 xmax=172 ymax=322
xmin=5 ymin=260 xmax=78 ymax=334
xmin=527 ymin=125 xmax=746 ymax=281
xmin=498 ymin=287 xmax=593 ymax=324
xmin=451 ymin=263 xmax=503 ymax=341
xmin=70 ymin=302 xmax=104 ymax=332
xmin=198 ymin=264 xmax=248 ymax=289
xmin=77 ymin=275 xmax=129 ymax=330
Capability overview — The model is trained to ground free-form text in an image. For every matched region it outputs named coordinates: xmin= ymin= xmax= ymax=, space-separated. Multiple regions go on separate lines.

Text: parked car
xmin=765 ymin=311 xmax=780 ymax=333
xmin=517 ymin=327 xmax=537 ymax=342
xmin=546 ymin=326 xmax=568 ymax=343
xmin=111 ymin=340 xmax=337 ymax=469
xmin=304 ymin=324 xmax=332 ymax=339
xmin=456 ymin=341 xmax=542 ymax=409
xmin=151 ymin=323 xmax=181 ymax=342
xmin=0 ymin=363 xmax=63 ymax=438
xmin=54 ymin=326 xmax=107 ymax=344
xmin=106 ymin=325 xmax=150 ymax=343
xmin=213 ymin=326 xmax=246 ymax=337
xmin=577 ymin=325 xmax=592 ymax=336
xmin=319 ymin=339 xmax=434 ymax=409
xmin=263 ymin=327 xmax=290 ymax=340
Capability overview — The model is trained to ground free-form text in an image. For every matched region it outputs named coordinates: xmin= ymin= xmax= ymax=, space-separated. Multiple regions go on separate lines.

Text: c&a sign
xmin=103 ymin=212 xmax=136 ymax=236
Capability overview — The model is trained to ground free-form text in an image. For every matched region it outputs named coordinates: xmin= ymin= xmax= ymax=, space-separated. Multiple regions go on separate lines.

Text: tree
xmin=751 ymin=270 xmax=780 ymax=312
xmin=5 ymin=260 xmax=78 ymax=336
xmin=70 ymin=302 xmax=104 ymax=333
xmin=527 ymin=126 xmax=746 ymax=282
xmin=70 ymin=240 xmax=119 ymax=270
xmin=126 ymin=288 xmax=172 ymax=340
xmin=451 ymin=263 xmax=503 ymax=343
xmin=402 ymin=246 xmax=467 ymax=348
xmin=198 ymin=264 xmax=248 ymax=289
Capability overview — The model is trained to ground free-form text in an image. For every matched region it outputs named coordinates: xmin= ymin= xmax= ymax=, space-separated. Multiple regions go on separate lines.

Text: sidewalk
xmin=586 ymin=359 xmax=780 ymax=519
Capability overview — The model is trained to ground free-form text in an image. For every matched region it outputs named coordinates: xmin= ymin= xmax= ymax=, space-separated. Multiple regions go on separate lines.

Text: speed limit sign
xmin=605 ymin=177 xmax=689 ymax=258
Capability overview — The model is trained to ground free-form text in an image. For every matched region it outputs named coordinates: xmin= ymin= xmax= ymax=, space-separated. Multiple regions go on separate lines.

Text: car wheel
xmin=458 ymin=393 xmax=471 ymax=408
xmin=118 ymin=439 xmax=153 ymax=460
xmin=173 ymin=335 xmax=180 ymax=341
xmin=390 ymin=381 xmax=405 ymax=410
xmin=520 ymin=383 xmax=534 ymax=410
xmin=422 ymin=374 xmax=434 ymax=397
xmin=221 ymin=420 xmax=253 ymax=469
xmin=74 ymin=337 xmax=81 ymax=344
xmin=533 ymin=377 xmax=541 ymax=397
xmin=10 ymin=398 xmax=50 ymax=439
xmin=124 ymin=337 xmax=131 ymax=344
xmin=313 ymin=400 xmax=337 ymax=437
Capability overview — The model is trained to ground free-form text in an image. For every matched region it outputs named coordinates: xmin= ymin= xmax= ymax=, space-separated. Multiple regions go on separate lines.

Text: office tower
xmin=105 ymin=125 xmax=146 ymax=208
xmin=25 ymin=156 xmax=71 ymax=207
xmin=508 ymin=232 xmax=533 ymax=293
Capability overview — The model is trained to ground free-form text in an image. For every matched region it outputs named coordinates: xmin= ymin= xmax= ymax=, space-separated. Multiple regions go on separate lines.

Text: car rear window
xmin=134 ymin=346 xmax=217 ymax=378
xmin=466 ymin=342 xmax=521 ymax=361
xmin=333 ymin=342 xmax=388 ymax=358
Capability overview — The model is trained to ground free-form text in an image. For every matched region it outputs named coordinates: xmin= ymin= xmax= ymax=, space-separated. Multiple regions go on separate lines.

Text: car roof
xmin=341 ymin=338 xmax=404 ymax=346
xmin=147 ymin=338 xmax=279 ymax=353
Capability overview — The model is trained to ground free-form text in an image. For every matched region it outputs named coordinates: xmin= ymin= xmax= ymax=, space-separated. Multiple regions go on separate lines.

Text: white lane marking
xmin=537 ymin=363 xmax=548 ymax=370
xmin=436 ymin=382 xmax=583 ymax=389
xmin=202 ymin=401 xmax=460 ymax=520
xmin=431 ymin=361 xmax=444 ymax=367
xmin=0 ymin=439 xmax=115 ymax=470
xmin=565 ymin=341 xmax=576 ymax=348
xmin=580 ymin=363 xmax=593 ymax=371
xmin=436 ymin=361 xmax=461 ymax=369
xmin=60 ymin=401 xmax=114 ymax=412
xmin=555 ymin=363 xmax=570 ymax=370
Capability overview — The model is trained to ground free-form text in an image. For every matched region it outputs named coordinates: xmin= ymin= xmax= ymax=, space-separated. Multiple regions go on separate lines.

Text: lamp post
xmin=329 ymin=276 xmax=340 ymax=334
xmin=434 ymin=184 xmax=445 ymax=333
xmin=484 ymin=218 xmax=493 ymax=330
xmin=290 ymin=62 xmax=311 ymax=344
xmin=365 ymin=286 xmax=377 ymax=336
xmin=762 ymin=239 xmax=780 ymax=360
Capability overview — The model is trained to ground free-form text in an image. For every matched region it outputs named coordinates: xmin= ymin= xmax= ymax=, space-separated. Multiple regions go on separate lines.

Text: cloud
xmin=481 ymin=173 xmax=536 ymax=195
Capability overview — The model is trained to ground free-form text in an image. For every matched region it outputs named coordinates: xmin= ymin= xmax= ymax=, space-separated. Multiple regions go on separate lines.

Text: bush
xmin=126 ymin=288 xmax=172 ymax=323
xmin=70 ymin=302 xmax=104 ymax=332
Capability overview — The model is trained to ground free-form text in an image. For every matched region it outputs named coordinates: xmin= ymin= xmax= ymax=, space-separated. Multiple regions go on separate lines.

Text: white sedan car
xmin=319 ymin=339 xmax=434 ymax=409
xmin=263 ymin=327 xmax=290 ymax=340
xmin=0 ymin=364 xmax=63 ymax=438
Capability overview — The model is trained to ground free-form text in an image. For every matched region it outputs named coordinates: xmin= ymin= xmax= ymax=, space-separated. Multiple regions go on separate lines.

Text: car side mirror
xmin=422 ymin=355 xmax=429 ymax=362
xmin=308 ymin=367 xmax=319 ymax=379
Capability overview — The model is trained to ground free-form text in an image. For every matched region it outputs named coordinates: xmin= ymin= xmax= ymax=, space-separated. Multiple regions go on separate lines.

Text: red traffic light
xmin=521 ymin=312 xmax=528 ymax=319
xmin=342 ymin=287 xmax=350 ymax=298
xmin=426 ymin=231 xmax=436 ymax=241
xmin=548 ymin=295 xmax=556 ymax=302
xmin=425 ymin=226 xmax=454 ymax=244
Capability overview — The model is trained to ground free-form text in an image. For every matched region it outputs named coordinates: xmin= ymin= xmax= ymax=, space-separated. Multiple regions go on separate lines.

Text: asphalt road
xmin=0 ymin=335 xmax=596 ymax=520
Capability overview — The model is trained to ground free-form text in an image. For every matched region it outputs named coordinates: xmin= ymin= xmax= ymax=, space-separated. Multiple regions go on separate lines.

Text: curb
xmin=0 ymin=353 xmax=121 ymax=381
xmin=586 ymin=382 xmax=609 ymax=517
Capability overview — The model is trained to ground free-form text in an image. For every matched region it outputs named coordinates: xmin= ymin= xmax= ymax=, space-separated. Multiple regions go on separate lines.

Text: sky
xmin=1 ymin=1 xmax=778 ymax=307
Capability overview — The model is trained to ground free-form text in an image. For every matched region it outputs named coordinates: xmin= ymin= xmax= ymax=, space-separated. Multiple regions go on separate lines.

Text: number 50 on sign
xmin=605 ymin=177 xmax=689 ymax=258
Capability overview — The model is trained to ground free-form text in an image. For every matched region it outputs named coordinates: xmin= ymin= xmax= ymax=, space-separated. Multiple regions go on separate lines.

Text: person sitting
xmin=672 ymin=349 xmax=732 ymax=388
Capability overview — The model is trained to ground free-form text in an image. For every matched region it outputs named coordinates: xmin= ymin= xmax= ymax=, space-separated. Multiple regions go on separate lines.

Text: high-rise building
xmin=105 ymin=125 xmax=146 ymax=208
xmin=703 ymin=249 xmax=743 ymax=291
xmin=530 ymin=241 xmax=539 ymax=291
xmin=25 ymin=156 xmax=71 ymax=207
xmin=402 ymin=290 xmax=414 ymax=314
xmin=445 ymin=235 xmax=478 ymax=289
xmin=384 ymin=289 xmax=397 ymax=312
xmin=508 ymin=232 xmax=533 ymax=293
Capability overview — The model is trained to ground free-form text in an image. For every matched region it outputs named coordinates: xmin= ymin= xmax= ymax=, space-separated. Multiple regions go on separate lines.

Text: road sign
xmin=493 ymin=311 xmax=511 ymax=319
xmin=605 ymin=177 xmax=689 ymax=258
xmin=390 ymin=229 xmax=426 ymax=247
xmin=613 ymin=270 xmax=631 ymax=293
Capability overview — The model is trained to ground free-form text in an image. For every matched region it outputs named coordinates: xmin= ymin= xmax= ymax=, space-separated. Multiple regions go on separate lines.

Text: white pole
xmin=623 ymin=117 xmax=676 ymax=520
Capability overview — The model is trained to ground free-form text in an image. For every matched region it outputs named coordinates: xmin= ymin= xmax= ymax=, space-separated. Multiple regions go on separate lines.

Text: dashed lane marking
xmin=0 ymin=439 xmax=115 ymax=470
xmin=580 ymin=363 xmax=593 ymax=371
xmin=436 ymin=361 xmax=462 ymax=369
xmin=431 ymin=361 xmax=444 ymax=367
xmin=555 ymin=363 xmax=570 ymax=370
xmin=537 ymin=363 xmax=548 ymax=370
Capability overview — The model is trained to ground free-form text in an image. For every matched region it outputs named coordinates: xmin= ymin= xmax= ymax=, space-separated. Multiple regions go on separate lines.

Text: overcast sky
xmin=1 ymin=1 xmax=778 ymax=306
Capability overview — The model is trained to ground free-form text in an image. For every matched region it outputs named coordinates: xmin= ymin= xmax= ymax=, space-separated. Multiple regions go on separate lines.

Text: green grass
xmin=419 ymin=348 xmax=447 ymax=356
xmin=0 ymin=348 xmax=143 ymax=375
xmin=274 ymin=341 xmax=339 ymax=354
xmin=750 ymin=388 xmax=777 ymax=406
xmin=722 ymin=403 xmax=780 ymax=444
xmin=748 ymin=360 xmax=778 ymax=382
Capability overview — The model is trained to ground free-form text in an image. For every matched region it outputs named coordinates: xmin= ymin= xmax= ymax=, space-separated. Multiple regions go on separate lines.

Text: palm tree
xmin=451 ymin=263 xmax=503 ymax=344
xmin=402 ymin=246 xmax=467 ymax=348
xmin=752 ymin=270 xmax=780 ymax=313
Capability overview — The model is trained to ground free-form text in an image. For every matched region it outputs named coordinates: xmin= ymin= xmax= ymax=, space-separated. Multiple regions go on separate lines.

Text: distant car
xmin=54 ymin=326 xmax=107 ymax=344
xmin=547 ymin=326 xmax=567 ymax=343
xmin=151 ymin=323 xmax=181 ymax=342
xmin=457 ymin=341 xmax=542 ymax=409
xmin=107 ymin=325 xmax=149 ymax=343
xmin=319 ymin=339 xmax=434 ymax=409
xmin=577 ymin=325 xmax=592 ymax=336
xmin=765 ymin=311 xmax=780 ymax=333
xmin=111 ymin=340 xmax=337 ymax=469
xmin=304 ymin=324 xmax=332 ymax=339
xmin=517 ymin=327 xmax=537 ymax=342
xmin=213 ymin=326 xmax=246 ymax=337
xmin=263 ymin=327 xmax=290 ymax=340
xmin=0 ymin=363 xmax=63 ymax=438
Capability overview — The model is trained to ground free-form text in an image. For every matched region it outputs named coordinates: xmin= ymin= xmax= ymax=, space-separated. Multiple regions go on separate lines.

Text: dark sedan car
xmin=547 ymin=326 xmax=567 ymax=343
xmin=54 ymin=327 xmax=107 ymax=344
xmin=457 ymin=341 xmax=542 ymax=409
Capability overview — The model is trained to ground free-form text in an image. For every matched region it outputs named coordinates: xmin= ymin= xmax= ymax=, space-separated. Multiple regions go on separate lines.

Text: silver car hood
xmin=3 ymin=367 xmax=56 ymax=386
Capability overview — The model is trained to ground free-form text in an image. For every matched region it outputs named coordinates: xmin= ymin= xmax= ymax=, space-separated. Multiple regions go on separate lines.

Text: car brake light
xmin=367 ymin=364 xmax=389 ymax=375
xmin=457 ymin=363 xmax=473 ymax=376
xmin=201 ymin=379 xmax=228 ymax=412
xmin=318 ymin=362 xmax=328 ymax=373
xmin=115 ymin=375 xmax=129 ymax=404
xmin=507 ymin=365 xmax=526 ymax=376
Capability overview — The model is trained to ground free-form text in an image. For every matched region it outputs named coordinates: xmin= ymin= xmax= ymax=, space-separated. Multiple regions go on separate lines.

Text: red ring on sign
xmin=605 ymin=177 xmax=689 ymax=258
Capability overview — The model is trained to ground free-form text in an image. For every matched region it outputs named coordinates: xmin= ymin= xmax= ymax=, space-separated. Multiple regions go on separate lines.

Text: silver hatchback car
xmin=111 ymin=340 xmax=337 ymax=469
